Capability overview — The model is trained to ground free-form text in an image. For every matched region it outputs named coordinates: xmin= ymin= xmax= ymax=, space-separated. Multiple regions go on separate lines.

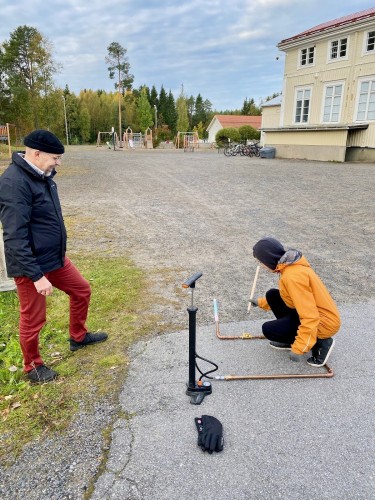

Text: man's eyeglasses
xmin=41 ymin=152 xmax=63 ymax=162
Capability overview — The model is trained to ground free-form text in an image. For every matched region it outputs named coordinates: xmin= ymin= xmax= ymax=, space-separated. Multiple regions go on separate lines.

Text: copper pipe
xmin=214 ymin=318 xmax=334 ymax=380
xmin=215 ymin=364 xmax=333 ymax=380
xmin=215 ymin=320 xmax=265 ymax=340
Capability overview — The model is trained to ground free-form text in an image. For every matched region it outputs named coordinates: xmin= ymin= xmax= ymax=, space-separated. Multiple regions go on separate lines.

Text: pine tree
xmin=165 ymin=90 xmax=177 ymax=132
xmin=158 ymin=85 xmax=168 ymax=126
xmin=137 ymin=87 xmax=153 ymax=131
xmin=1 ymin=25 xmax=58 ymax=130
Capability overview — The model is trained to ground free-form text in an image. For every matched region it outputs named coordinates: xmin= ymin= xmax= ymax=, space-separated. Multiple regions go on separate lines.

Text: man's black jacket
xmin=0 ymin=152 xmax=67 ymax=281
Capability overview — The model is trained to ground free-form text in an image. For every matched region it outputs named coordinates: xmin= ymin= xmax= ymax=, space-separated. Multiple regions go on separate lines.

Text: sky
xmin=0 ymin=0 xmax=374 ymax=111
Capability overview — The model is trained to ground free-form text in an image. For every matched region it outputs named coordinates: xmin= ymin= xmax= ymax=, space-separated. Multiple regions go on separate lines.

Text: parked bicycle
xmin=247 ymin=141 xmax=262 ymax=157
xmin=223 ymin=143 xmax=248 ymax=156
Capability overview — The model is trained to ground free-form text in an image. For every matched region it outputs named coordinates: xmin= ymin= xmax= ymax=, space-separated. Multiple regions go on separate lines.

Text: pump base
xmin=186 ymin=381 xmax=212 ymax=405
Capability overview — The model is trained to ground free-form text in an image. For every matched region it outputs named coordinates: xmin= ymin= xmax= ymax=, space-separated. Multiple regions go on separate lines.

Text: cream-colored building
xmin=262 ymin=7 xmax=375 ymax=162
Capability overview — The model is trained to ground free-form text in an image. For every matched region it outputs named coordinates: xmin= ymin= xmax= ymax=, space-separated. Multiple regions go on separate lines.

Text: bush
xmin=215 ymin=127 xmax=241 ymax=146
xmin=238 ymin=125 xmax=260 ymax=142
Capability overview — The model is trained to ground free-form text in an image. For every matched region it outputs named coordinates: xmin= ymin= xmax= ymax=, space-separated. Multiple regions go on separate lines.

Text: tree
xmin=158 ymin=85 xmax=168 ymax=126
xmin=176 ymin=86 xmax=189 ymax=132
xmin=150 ymin=85 xmax=158 ymax=109
xmin=194 ymin=122 xmax=205 ymax=140
xmin=0 ymin=48 xmax=11 ymax=121
xmin=238 ymin=125 xmax=260 ymax=142
xmin=105 ymin=42 xmax=134 ymax=143
xmin=215 ymin=127 xmax=241 ymax=146
xmin=193 ymin=94 xmax=205 ymax=128
xmin=165 ymin=90 xmax=177 ymax=133
xmin=136 ymin=87 xmax=153 ymax=131
xmin=186 ymin=95 xmax=195 ymax=129
xmin=241 ymin=97 xmax=261 ymax=116
xmin=1 ymin=25 xmax=59 ymax=131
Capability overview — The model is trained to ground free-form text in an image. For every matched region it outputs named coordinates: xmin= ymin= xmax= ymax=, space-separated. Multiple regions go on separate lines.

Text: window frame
xmin=294 ymin=86 xmax=312 ymax=124
xmin=327 ymin=37 xmax=349 ymax=62
xmin=299 ymin=46 xmax=316 ymax=68
xmin=321 ymin=81 xmax=345 ymax=123
xmin=355 ymin=76 xmax=375 ymax=122
xmin=363 ymin=30 xmax=375 ymax=54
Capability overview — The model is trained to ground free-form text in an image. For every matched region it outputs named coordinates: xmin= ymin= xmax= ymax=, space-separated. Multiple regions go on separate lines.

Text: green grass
xmin=0 ymin=255 xmax=159 ymax=464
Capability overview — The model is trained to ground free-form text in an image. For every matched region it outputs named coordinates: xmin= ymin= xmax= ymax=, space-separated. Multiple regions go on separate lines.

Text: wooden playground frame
xmin=174 ymin=131 xmax=199 ymax=151
xmin=122 ymin=127 xmax=153 ymax=149
xmin=0 ymin=123 xmax=17 ymax=158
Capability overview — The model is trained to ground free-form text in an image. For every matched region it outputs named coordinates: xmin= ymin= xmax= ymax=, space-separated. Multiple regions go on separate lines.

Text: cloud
xmin=0 ymin=0 xmax=372 ymax=109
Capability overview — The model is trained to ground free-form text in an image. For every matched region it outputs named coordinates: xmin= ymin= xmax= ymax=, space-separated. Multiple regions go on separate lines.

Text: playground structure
xmin=174 ymin=131 xmax=199 ymax=151
xmin=96 ymin=131 xmax=118 ymax=149
xmin=123 ymin=127 xmax=153 ymax=149
xmin=0 ymin=123 xmax=17 ymax=159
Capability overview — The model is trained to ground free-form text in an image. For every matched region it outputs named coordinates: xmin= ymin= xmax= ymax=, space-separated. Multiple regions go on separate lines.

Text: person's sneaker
xmin=307 ymin=338 xmax=335 ymax=367
xmin=269 ymin=341 xmax=292 ymax=350
xmin=69 ymin=332 xmax=108 ymax=352
xmin=27 ymin=364 xmax=58 ymax=383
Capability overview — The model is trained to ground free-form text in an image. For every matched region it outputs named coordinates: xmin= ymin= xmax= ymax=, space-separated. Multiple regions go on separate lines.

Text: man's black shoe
xmin=27 ymin=364 xmax=58 ymax=383
xmin=69 ymin=332 xmax=108 ymax=352
xmin=307 ymin=338 xmax=335 ymax=367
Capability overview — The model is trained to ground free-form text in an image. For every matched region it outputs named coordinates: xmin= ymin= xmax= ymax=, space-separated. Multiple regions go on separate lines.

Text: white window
xmin=356 ymin=79 xmax=375 ymax=121
xmin=300 ymin=46 xmax=315 ymax=66
xmin=295 ymin=88 xmax=311 ymax=123
xmin=329 ymin=38 xmax=347 ymax=60
xmin=366 ymin=31 xmax=375 ymax=52
xmin=322 ymin=84 xmax=343 ymax=122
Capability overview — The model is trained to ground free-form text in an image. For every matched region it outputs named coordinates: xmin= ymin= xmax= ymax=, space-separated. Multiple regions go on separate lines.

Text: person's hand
xmin=289 ymin=352 xmax=302 ymax=362
xmin=34 ymin=276 xmax=53 ymax=296
xmin=249 ymin=298 xmax=258 ymax=307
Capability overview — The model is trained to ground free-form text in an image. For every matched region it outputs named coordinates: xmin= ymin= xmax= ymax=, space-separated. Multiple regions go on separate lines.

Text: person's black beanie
xmin=253 ymin=237 xmax=285 ymax=270
xmin=24 ymin=129 xmax=65 ymax=154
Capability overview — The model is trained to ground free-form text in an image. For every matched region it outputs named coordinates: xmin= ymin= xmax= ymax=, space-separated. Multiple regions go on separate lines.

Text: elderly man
xmin=0 ymin=129 xmax=107 ymax=383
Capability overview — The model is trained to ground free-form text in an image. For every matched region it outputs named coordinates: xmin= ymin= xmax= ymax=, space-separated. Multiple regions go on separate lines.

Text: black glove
xmin=195 ymin=415 xmax=224 ymax=453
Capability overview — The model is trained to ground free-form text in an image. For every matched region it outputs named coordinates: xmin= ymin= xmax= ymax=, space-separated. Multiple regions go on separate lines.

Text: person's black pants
xmin=262 ymin=288 xmax=300 ymax=344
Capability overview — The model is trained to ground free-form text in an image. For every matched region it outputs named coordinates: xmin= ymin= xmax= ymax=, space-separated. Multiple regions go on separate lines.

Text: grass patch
xmin=0 ymin=254 xmax=157 ymax=465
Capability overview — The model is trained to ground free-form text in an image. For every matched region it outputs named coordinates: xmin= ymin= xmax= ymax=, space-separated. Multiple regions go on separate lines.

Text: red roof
xmin=214 ymin=115 xmax=262 ymax=130
xmin=279 ymin=7 xmax=375 ymax=45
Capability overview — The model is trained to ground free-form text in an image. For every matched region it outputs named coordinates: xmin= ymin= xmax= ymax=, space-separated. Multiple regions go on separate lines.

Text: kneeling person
xmin=251 ymin=237 xmax=340 ymax=367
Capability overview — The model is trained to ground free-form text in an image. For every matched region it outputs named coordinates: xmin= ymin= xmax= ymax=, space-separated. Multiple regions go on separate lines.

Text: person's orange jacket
xmin=257 ymin=256 xmax=341 ymax=355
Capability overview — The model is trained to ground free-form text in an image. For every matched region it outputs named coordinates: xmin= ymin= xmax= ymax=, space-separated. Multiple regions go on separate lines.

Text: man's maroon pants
xmin=15 ymin=257 xmax=91 ymax=372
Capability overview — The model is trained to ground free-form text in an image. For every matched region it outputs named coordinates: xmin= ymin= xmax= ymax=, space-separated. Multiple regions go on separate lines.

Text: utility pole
xmin=154 ymin=105 xmax=157 ymax=137
xmin=118 ymin=67 xmax=122 ymax=148
xmin=62 ymin=96 xmax=69 ymax=146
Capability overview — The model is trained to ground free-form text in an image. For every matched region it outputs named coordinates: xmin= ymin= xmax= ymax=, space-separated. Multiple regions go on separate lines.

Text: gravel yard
xmin=1 ymin=147 xmax=374 ymax=499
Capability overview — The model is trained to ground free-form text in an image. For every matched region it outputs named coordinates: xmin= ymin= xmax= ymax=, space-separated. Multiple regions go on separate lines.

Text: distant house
xmin=206 ymin=115 xmax=262 ymax=143
xmin=262 ymin=7 xmax=375 ymax=162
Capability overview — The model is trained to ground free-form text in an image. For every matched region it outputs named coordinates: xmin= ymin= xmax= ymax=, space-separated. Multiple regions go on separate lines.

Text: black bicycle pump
xmin=183 ymin=272 xmax=212 ymax=405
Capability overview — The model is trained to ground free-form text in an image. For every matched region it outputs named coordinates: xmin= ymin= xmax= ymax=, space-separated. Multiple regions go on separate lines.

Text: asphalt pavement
xmin=91 ymin=302 xmax=375 ymax=500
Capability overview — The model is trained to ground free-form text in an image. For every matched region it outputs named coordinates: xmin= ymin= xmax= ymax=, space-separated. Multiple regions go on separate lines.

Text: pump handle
xmin=182 ymin=272 xmax=203 ymax=289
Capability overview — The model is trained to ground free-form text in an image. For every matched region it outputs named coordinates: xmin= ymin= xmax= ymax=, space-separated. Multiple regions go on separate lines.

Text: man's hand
xmin=34 ymin=276 xmax=53 ymax=296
